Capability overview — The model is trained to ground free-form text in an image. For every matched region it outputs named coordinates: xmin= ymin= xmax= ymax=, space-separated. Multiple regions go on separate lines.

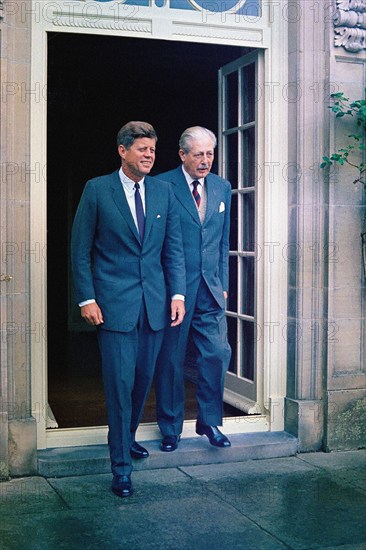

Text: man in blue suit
xmin=71 ymin=121 xmax=185 ymax=497
xmin=155 ymin=126 xmax=232 ymax=452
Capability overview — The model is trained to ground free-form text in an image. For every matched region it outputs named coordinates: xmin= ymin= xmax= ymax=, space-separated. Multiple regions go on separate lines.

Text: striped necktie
xmin=192 ymin=180 xmax=201 ymax=208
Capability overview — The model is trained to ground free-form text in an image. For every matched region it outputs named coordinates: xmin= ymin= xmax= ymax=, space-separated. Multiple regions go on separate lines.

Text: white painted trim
xmin=29 ymin=0 xmax=287 ymax=449
xmin=188 ymin=0 xmax=247 ymax=13
xmin=34 ymin=1 xmax=270 ymax=46
xmin=30 ymin=24 xmax=48 ymax=450
xmin=46 ymin=404 xmax=59 ymax=429
xmin=261 ymin=7 xmax=288 ymax=432
xmin=224 ymin=388 xmax=262 ymax=415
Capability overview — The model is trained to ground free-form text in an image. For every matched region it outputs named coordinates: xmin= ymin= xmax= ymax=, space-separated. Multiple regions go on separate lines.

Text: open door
xmin=219 ymin=51 xmax=264 ymax=414
xmin=46 ymin=33 xmax=247 ymax=432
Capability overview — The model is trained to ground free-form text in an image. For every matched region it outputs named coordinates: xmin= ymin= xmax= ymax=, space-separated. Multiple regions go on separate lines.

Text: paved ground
xmin=1 ymin=450 xmax=365 ymax=550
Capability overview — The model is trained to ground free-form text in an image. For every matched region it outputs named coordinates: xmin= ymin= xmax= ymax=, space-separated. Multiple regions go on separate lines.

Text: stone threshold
xmin=38 ymin=431 xmax=298 ymax=478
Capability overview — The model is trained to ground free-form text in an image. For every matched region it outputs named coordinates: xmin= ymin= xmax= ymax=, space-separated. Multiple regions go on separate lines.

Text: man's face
xmin=179 ymin=137 xmax=214 ymax=180
xmin=118 ymin=137 xmax=156 ymax=180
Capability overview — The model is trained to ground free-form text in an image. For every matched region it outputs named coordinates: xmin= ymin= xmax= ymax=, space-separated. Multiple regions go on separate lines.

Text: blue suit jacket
xmin=71 ymin=170 xmax=186 ymax=332
xmin=157 ymin=166 xmax=231 ymax=309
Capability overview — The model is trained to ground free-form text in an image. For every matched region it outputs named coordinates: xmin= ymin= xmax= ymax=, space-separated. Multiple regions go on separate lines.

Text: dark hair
xmin=117 ymin=121 xmax=158 ymax=149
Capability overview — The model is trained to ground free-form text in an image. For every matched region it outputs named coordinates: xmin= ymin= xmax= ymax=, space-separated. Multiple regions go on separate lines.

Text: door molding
xmin=30 ymin=0 xmax=287 ymax=448
xmin=46 ymin=1 xmax=270 ymax=46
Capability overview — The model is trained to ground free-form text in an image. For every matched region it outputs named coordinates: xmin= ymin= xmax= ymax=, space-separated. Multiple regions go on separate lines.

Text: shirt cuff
xmin=172 ymin=294 xmax=185 ymax=301
xmin=79 ymin=299 xmax=96 ymax=307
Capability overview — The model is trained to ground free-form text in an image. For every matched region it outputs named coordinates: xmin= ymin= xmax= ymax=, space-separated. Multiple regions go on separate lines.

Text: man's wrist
xmin=172 ymin=294 xmax=185 ymax=301
xmin=79 ymin=299 xmax=96 ymax=307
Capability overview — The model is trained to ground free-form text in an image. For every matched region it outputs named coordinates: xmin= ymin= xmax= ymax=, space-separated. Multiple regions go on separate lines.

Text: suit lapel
xmin=143 ymin=176 xmax=158 ymax=243
xmin=203 ymin=173 xmax=219 ymax=226
xmin=111 ymin=171 xmax=141 ymax=245
xmin=172 ymin=167 xmax=201 ymax=225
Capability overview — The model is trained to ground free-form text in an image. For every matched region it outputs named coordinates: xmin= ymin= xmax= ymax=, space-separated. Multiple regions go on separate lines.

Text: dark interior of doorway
xmin=47 ymin=32 xmax=245 ymax=428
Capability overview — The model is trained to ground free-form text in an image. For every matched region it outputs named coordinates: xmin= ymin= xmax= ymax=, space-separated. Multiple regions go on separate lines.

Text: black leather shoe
xmin=130 ymin=441 xmax=149 ymax=459
xmin=196 ymin=422 xmax=231 ymax=448
xmin=112 ymin=475 xmax=132 ymax=498
xmin=160 ymin=435 xmax=181 ymax=452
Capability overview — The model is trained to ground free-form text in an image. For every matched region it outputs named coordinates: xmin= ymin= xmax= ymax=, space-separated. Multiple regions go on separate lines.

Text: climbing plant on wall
xmin=321 ymin=90 xmax=366 ymax=187
xmin=321 ymin=90 xmax=366 ymax=277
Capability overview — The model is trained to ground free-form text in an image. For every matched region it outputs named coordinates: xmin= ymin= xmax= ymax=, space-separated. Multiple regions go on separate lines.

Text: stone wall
xmin=285 ymin=1 xmax=329 ymax=451
xmin=286 ymin=0 xmax=366 ymax=451
xmin=325 ymin=0 xmax=366 ymax=451
xmin=0 ymin=2 xmax=37 ymax=478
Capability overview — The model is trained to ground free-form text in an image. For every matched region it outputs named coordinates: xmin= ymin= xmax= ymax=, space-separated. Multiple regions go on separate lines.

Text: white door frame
xmin=219 ymin=50 xmax=264 ymax=412
xmin=30 ymin=0 xmax=288 ymax=449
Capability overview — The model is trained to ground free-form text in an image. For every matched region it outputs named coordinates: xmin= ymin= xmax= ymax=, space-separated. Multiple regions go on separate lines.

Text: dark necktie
xmin=192 ymin=180 xmax=201 ymax=208
xmin=134 ymin=182 xmax=145 ymax=242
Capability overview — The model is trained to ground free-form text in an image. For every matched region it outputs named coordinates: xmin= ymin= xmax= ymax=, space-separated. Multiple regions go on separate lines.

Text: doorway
xmin=46 ymin=33 xmax=248 ymax=428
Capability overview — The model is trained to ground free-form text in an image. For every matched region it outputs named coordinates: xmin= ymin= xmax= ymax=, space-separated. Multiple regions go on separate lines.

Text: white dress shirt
xmin=119 ymin=167 xmax=146 ymax=226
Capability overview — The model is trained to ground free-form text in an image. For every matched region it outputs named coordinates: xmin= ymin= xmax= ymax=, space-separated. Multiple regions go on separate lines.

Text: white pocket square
xmin=157 ymin=214 xmax=161 ymax=218
xmin=219 ymin=202 xmax=225 ymax=213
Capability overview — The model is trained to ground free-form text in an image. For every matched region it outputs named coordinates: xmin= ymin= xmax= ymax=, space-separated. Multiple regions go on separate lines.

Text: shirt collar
xmin=119 ymin=167 xmax=145 ymax=191
xmin=181 ymin=165 xmax=204 ymax=187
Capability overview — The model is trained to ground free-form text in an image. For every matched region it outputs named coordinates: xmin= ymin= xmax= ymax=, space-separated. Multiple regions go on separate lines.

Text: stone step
xmin=38 ymin=431 xmax=298 ymax=478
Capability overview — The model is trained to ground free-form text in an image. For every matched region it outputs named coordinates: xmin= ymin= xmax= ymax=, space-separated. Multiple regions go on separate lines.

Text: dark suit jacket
xmin=71 ymin=170 xmax=186 ymax=332
xmin=157 ymin=166 xmax=231 ymax=309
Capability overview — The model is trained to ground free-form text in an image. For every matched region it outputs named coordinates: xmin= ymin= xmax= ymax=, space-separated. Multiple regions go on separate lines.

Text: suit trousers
xmin=155 ymin=278 xmax=231 ymax=436
xmin=97 ymin=300 xmax=164 ymax=476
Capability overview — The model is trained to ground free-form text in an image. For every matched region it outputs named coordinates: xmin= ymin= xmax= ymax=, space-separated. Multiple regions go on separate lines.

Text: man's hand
xmin=81 ymin=302 xmax=104 ymax=326
xmin=223 ymin=291 xmax=228 ymax=300
xmin=170 ymin=299 xmax=185 ymax=327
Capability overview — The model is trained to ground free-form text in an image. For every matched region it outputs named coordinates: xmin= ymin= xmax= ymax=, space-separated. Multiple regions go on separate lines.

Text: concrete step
xmin=38 ymin=431 xmax=298 ymax=478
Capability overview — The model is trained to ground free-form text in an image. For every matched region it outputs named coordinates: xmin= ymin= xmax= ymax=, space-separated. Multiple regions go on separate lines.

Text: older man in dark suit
xmin=71 ymin=121 xmax=185 ymax=497
xmin=155 ymin=126 xmax=232 ymax=452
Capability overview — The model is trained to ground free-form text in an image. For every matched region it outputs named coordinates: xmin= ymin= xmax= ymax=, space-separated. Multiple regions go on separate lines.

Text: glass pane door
xmin=219 ymin=51 xmax=262 ymax=408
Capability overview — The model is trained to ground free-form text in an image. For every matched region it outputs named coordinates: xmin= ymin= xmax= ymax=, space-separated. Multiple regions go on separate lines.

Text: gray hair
xmin=117 ymin=121 xmax=157 ymax=149
xmin=179 ymin=126 xmax=217 ymax=154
